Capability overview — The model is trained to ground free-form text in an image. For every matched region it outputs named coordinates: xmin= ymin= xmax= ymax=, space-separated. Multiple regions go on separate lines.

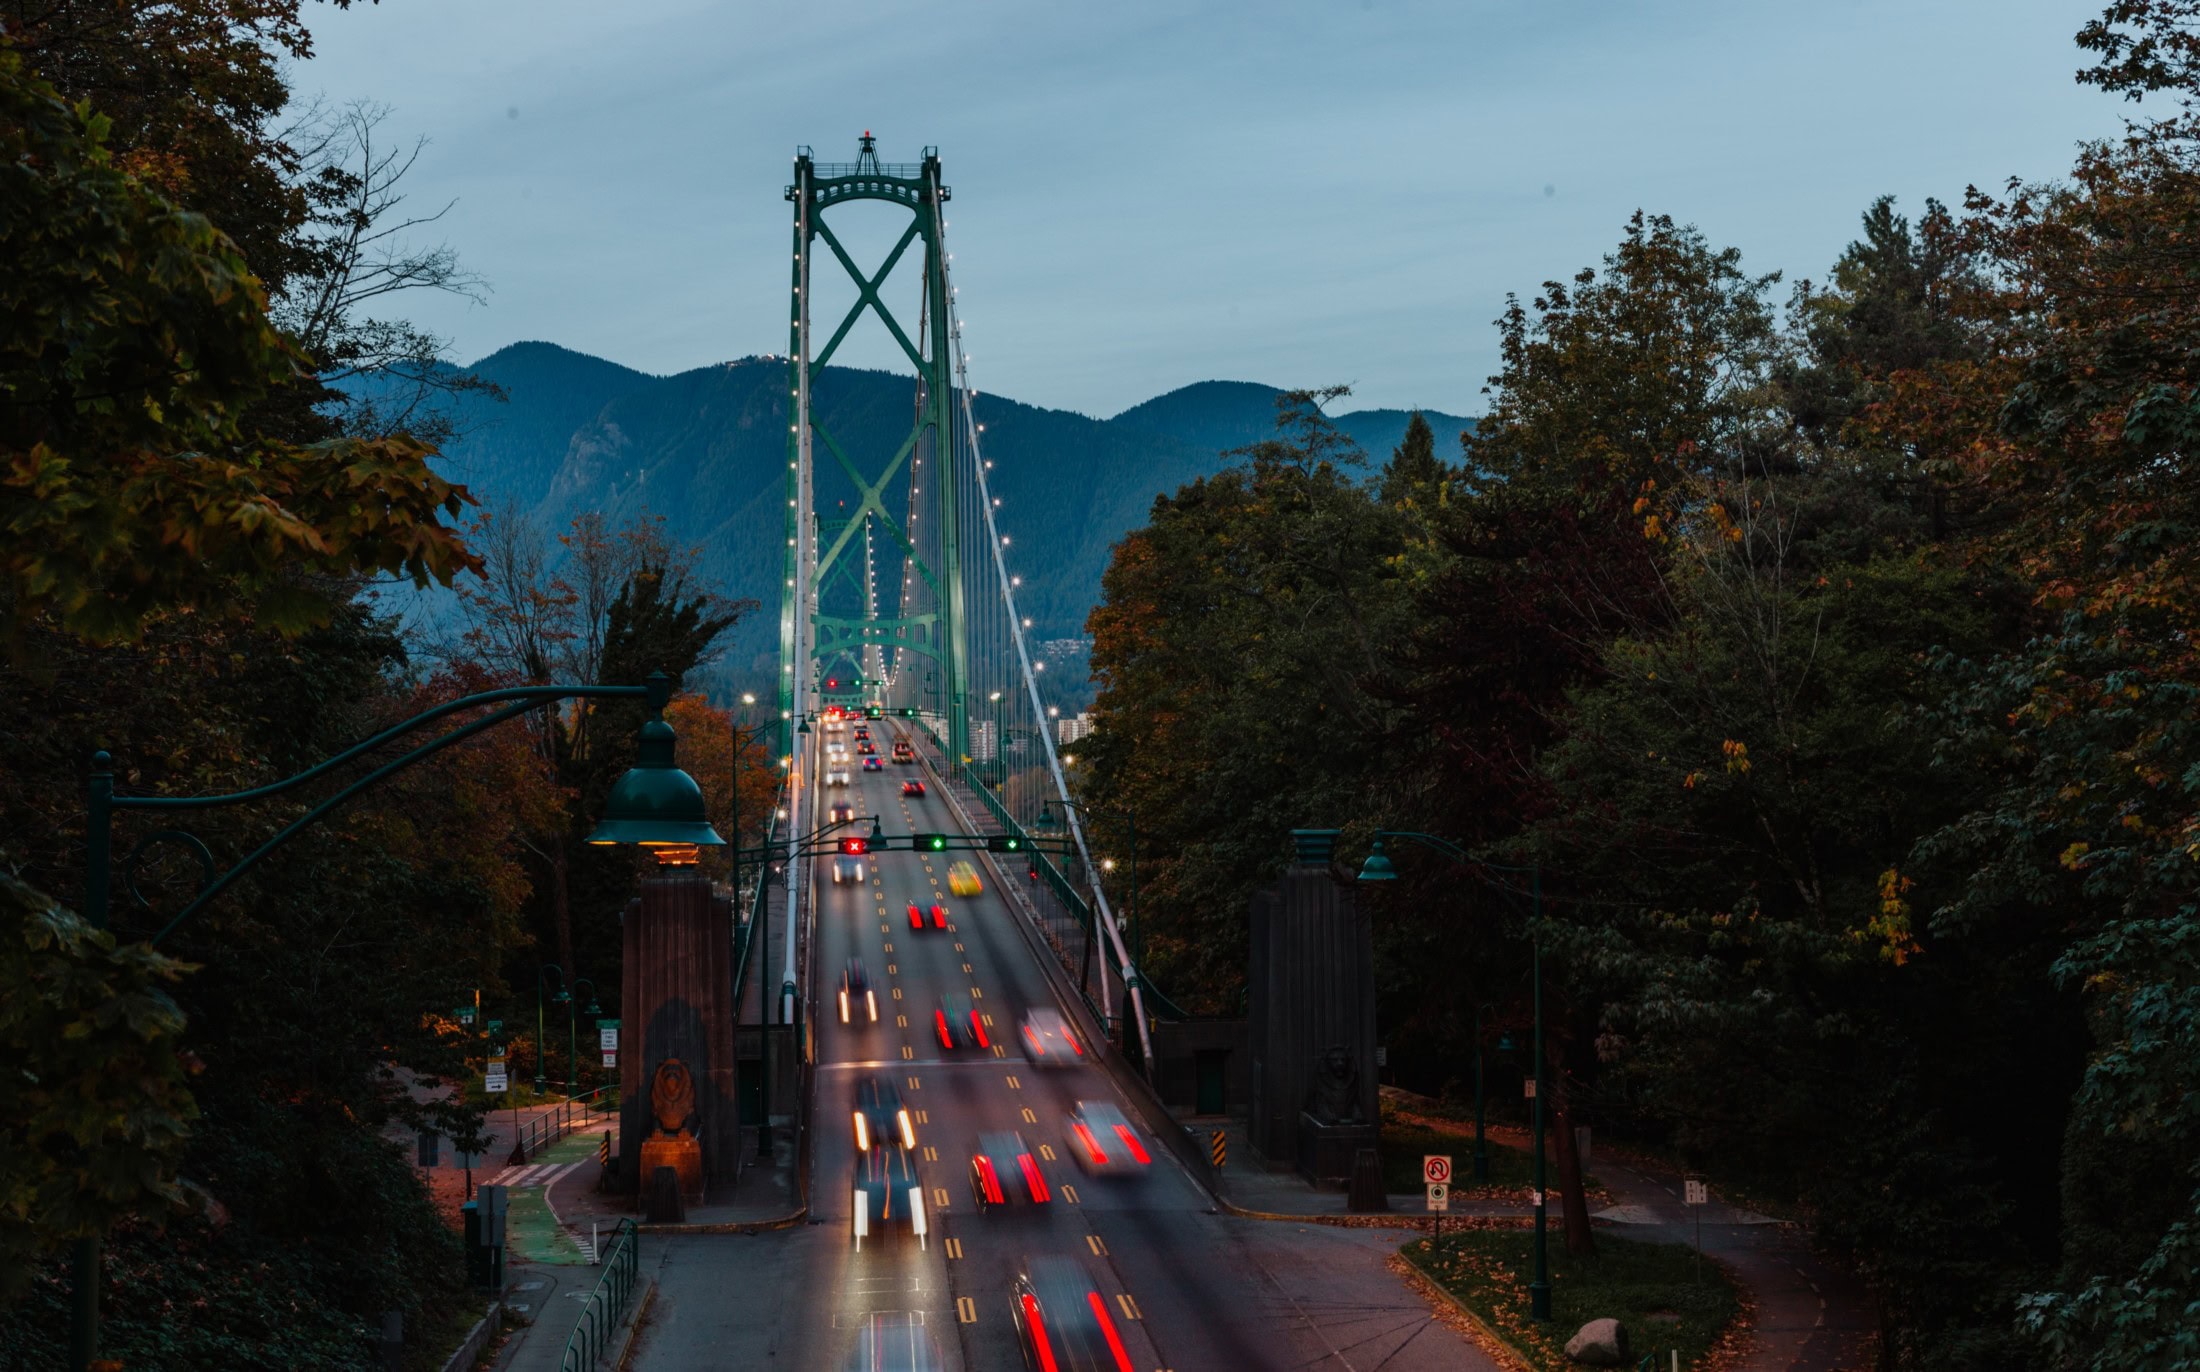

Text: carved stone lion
xmin=1307 ymin=1044 xmax=1364 ymax=1125
xmin=650 ymin=1057 xmax=697 ymax=1137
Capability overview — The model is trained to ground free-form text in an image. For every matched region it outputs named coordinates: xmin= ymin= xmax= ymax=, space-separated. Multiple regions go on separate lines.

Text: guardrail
xmin=732 ymin=780 xmax=787 ymax=1026
xmin=512 ymin=1084 xmax=616 ymax=1163
xmin=558 ymin=1218 xmax=639 ymax=1372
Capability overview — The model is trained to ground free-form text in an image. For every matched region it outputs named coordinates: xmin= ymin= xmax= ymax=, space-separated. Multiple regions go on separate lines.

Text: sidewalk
xmin=553 ymin=1121 xmax=802 ymax=1234
xmin=1193 ymin=1111 xmax=1872 ymax=1371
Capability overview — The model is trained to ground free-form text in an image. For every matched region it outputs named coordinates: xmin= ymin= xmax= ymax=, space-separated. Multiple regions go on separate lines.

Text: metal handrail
xmin=557 ymin=1219 xmax=639 ymax=1372
xmin=512 ymin=1084 xmax=617 ymax=1162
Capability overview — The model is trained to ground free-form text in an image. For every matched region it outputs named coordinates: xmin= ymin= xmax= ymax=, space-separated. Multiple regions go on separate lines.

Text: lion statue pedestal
xmin=638 ymin=1058 xmax=704 ymax=1205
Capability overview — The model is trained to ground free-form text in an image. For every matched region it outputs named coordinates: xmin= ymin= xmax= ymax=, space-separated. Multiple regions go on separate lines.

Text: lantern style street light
xmin=72 ymin=673 xmax=717 ymax=1372
xmin=1358 ymin=831 xmax=1551 ymax=1322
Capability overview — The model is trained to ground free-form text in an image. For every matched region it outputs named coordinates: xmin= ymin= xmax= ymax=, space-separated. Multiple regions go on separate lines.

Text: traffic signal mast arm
xmin=724 ymin=823 xmax=1059 ymax=864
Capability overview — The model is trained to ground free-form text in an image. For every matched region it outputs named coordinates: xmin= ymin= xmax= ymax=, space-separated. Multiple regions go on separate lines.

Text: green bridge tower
xmin=780 ymin=134 xmax=967 ymax=762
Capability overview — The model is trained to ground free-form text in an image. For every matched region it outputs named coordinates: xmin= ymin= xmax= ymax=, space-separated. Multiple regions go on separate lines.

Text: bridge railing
xmin=512 ymin=1085 xmax=617 ymax=1163
xmin=557 ymin=1218 xmax=639 ymax=1372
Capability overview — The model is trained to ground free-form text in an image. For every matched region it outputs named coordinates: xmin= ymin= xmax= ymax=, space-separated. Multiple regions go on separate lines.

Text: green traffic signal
xmin=986 ymin=835 xmax=1023 ymax=853
xmin=914 ymin=832 xmax=949 ymax=852
xmin=865 ymin=706 xmax=883 ymax=719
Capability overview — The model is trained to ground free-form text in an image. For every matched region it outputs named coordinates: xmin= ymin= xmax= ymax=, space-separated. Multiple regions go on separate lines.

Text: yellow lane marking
xmin=1062 ymin=1184 xmax=1080 ymax=1205
xmin=923 ymin=1146 xmax=938 ymax=1162
xmin=954 ymin=942 xmax=964 ymax=952
xmin=914 ymin=1109 xmax=928 ymax=1124
xmin=993 ymin=1045 xmax=1007 ymax=1058
xmin=1004 ymin=1075 xmax=1021 ymax=1090
xmin=1039 ymin=1143 xmax=1056 ymax=1161
xmin=983 ymin=1014 xmax=994 ymax=1026
xmin=902 ymin=1046 xmax=914 ymax=1059
xmin=907 ymin=1076 xmax=921 ymax=1091
xmin=892 ymin=988 xmax=903 ymax=1000
xmin=887 ymin=964 xmax=898 ymax=975
xmin=949 ymin=923 xmax=958 ymax=932
xmin=883 ymin=942 xmax=893 ymax=952
xmin=933 ymin=1187 xmax=951 ymax=1208
xmin=1021 ymin=1107 xmax=1037 ymax=1123
xmin=1086 ymin=1234 xmax=1107 ymax=1256
xmin=971 ymin=987 xmax=983 ymax=1000
xmin=956 ymin=1296 xmax=976 ymax=1323
xmin=880 ymin=924 xmax=889 ymax=933
xmin=896 ymin=1014 xmax=908 ymax=1028
xmin=1116 ymin=1292 xmax=1139 ymax=1319
xmin=962 ymin=963 xmax=973 ymax=973
xmin=943 ymin=1237 xmax=962 ymax=1260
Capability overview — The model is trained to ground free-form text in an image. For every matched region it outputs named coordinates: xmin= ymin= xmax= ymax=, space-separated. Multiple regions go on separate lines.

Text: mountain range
xmin=391 ymin=342 xmax=1476 ymax=682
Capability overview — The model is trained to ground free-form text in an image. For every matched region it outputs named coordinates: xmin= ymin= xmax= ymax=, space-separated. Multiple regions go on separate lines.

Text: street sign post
xmin=1425 ymin=1182 xmax=1449 ymax=1211
xmin=599 ymin=1018 xmax=619 ymax=1070
xmin=1684 ymin=1177 xmax=1708 ymax=1277
xmin=485 ymin=1057 xmax=508 ymax=1095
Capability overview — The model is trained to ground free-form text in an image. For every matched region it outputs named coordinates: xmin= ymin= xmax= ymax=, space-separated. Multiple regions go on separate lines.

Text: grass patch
xmin=1403 ymin=1228 xmax=1739 ymax=1370
xmin=1380 ymin=1105 xmax=1600 ymax=1198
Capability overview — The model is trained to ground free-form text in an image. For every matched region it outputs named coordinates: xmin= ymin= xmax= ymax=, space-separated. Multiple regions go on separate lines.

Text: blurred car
xmin=1019 ymin=1008 xmax=1082 ymax=1067
xmin=934 ymin=992 xmax=988 ymax=1051
xmin=1065 ymin=1101 xmax=1151 ymax=1174
xmin=1011 ymin=1256 xmax=1133 ymax=1372
xmin=840 ymin=959 xmax=878 ymax=1024
xmin=831 ymin=853 xmax=866 ymax=884
xmin=859 ymin=741 xmax=877 ymax=755
xmin=853 ymin=725 xmax=870 ymax=741
xmin=842 ymin=1314 xmax=946 ymax=1372
xmin=830 ymin=801 xmax=855 ymax=823
xmin=906 ymin=901 xmax=949 ymax=931
xmin=828 ymin=768 xmax=851 ymax=787
xmin=853 ymin=1077 xmax=925 ymax=1250
xmin=901 ymin=779 xmax=927 ymax=798
xmin=969 ymin=1130 xmax=1049 ymax=1210
xmin=947 ymin=861 xmax=983 ymax=897
xmin=892 ymin=740 xmax=915 ymax=763
xmin=863 ymin=756 xmax=884 ymax=772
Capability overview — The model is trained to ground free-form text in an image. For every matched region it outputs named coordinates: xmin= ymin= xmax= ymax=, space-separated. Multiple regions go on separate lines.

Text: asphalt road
xmin=628 ymin=729 xmax=1494 ymax=1372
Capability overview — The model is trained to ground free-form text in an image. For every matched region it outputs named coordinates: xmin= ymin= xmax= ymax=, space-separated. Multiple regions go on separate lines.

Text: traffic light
xmin=838 ymin=836 xmax=868 ymax=856
xmin=913 ymin=833 xmax=949 ymax=852
xmin=827 ymin=677 xmax=839 ymax=689
xmin=986 ymin=835 xmax=1023 ymax=853
xmin=900 ymin=708 xmax=919 ymax=717
xmin=865 ymin=706 xmax=883 ymax=719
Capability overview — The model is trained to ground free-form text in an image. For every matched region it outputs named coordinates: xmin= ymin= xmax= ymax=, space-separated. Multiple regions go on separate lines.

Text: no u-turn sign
xmin=1423 ymin=1154 xmax=1452 ymax=1185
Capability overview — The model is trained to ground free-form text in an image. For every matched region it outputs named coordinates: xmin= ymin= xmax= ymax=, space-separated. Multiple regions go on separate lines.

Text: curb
xmin=636 ymin=1206 xmax=807 ymax=1235
xmin=608 ymin=1277 xmax=657 ymax=1372
xmin=1392 ymin=1244 xmax=1540 ymax=1372
xmin=1215 ymin=1192 xmax=1538 ymax=1230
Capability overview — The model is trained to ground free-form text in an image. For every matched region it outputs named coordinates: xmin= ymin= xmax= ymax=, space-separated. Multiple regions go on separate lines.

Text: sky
xmin=291 ymin=0 xmax=2130 ymax=419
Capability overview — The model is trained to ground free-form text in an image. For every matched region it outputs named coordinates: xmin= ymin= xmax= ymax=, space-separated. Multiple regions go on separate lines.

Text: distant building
xmin=1057 ymin=713 xmax=1094 ymax=745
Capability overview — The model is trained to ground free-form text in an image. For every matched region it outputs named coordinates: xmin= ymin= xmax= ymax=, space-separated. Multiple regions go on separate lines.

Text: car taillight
xmin=1022 ymin=1292 xmax=1059 ymax=1372
xmin=866 ymin=990 xmax=878 ymax=1021
xmin=908 ymin=904 xmax=922 ymax=929
xmin=1088 ymin=1291 xmax=1133 ymax=1372
xmin=1073 ymin=1121 xmax=1107 ymax=1163
xmin=839 ymin=989 xmax=850 ymax=1023
xmin=932 ymin=904 xmax=947 ymax=927
xmin=1114 ymin=1125 xmax=1151 ymax=1165
xmin=1068 ymin=1032 xmax=1083 ymax=1056
xmin=936 ymin=1010 xmax=952 ymax=1049
xmin=898 ymin=1109 xmax=916 ymax=1151
xmin=853 ymin=1111 xmax=869 ymax=1153
xmin=1025 ymin=1025 xmax=1046 ymax=1056
xmin=973 ymin=1015 xmax=990 ymax=1049
xmin=976 ymin=1155 xmax=1006 ymax=1206
xmin=1018 ymin=1153 xmax=1050 ymax=1203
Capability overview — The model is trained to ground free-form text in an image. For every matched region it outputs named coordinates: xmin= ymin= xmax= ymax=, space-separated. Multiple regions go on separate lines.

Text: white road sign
xmin=1423 ymin=1155 xmax=1452 ymax=1186
xmin=599 ymin=1025 xmax=619 ymax=1052
xmin=484 ymin=1067 xmax=508 ymax=1095
xmin=1425 ymin=1182 xmax=1450 ymax=1212
xmin=601 ymin=1052 xmax=616 ymax=1069
xmin=1685 ymin=1179 xmax=1708 ymax=1206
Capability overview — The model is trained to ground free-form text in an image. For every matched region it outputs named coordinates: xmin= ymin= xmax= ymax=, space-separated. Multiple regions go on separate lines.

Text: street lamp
xmin=1038 ymin=798 xmax=1141 ymax=977
xmin=72 ymin=672 xmax=718 ymax=1372
xmin=536 ymin=965 xmax=570 ymax=1094
xmin=571 ymin=978 xmax=602 ymax=1097
xmin=1358 ymin=832 xmax=1551 ymax=1322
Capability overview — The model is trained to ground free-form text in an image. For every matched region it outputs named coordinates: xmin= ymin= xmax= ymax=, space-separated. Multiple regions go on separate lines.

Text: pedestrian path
xmin=498 ymin=1128 xmax=611 ymax=1268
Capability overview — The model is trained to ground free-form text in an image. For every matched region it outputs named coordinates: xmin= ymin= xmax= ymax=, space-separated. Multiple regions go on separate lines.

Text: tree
xmin=0 ymin=49 xmax=478 ymax=645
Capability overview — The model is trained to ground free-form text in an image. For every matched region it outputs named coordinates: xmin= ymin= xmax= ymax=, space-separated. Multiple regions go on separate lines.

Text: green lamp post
xmin=71 ymin=672 xmax=717 ymax=1372
xmin=1359 ymin=832 xmax=1551 ymax=1322
xmin=570 ymin=978 xmax=602 ymax=1096
xmin=536 ymin=965 xmax=570 ymax=1094
xmin=1037 ymin=798 xmax=1140 ymax=972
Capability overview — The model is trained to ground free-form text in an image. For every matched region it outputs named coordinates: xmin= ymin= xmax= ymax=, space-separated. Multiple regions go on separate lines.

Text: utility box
xmin=463 ymin=1185 xmax=508 ymax=1291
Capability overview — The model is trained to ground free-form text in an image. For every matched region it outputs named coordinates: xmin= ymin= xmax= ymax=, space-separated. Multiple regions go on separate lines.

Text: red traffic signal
xmin=838 ymin=837 xmax=868 ymax=856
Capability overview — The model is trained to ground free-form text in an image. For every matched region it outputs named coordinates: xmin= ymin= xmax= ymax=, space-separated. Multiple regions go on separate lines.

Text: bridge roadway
xmin=626 ymin=728 xmax=1485 ymax=1372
